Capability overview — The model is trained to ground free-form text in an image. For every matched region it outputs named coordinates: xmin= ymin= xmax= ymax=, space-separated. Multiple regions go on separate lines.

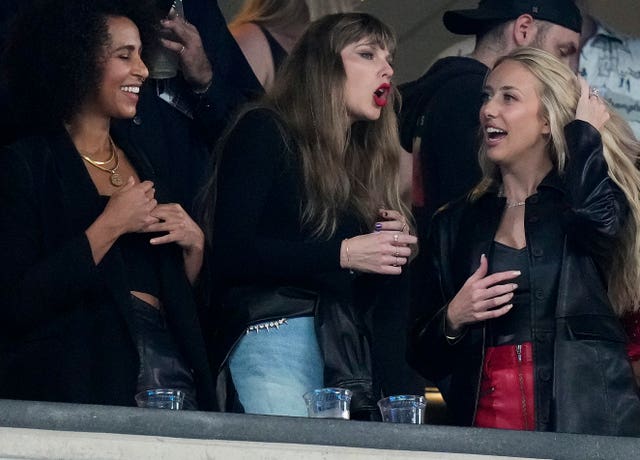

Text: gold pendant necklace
xmin=79 ymin=136 xmax=123 ymax=187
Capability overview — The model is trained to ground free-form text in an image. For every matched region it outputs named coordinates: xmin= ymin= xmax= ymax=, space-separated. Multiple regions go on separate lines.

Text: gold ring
xmin=401 ymin=223 xmax=407 ymax=232
xmin=393 ymin=233 xmax=399 ymax=243
xmin=394 ymin=249 xmax=399 ymax=257
xmin=394 ymin=257 xmax=399 ymax=267
xmin=179 ymin=45 xmax=186 ymax=55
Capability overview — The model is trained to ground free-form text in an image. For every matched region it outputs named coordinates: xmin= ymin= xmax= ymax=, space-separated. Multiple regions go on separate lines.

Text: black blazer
xmin=0 ymin=129 xmax=216 ymax=409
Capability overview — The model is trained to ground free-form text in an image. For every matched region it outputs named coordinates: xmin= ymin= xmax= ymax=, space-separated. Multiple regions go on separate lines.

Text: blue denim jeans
xmin=228 ymin=316 xmax=323 ymax=416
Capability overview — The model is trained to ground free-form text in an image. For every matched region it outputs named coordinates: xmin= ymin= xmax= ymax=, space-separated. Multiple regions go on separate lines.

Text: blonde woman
xmin=229 ymin=0 xmax=310 ymax=90
xmin=408 ymin=47 xmax=640 ymax=435
xmin=202 ymin=13 xmax=415 ymax=419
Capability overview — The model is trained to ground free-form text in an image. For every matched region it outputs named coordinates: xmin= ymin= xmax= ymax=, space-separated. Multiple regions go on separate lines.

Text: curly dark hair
xmin=2 ymin=0 xmax=159 ymax=133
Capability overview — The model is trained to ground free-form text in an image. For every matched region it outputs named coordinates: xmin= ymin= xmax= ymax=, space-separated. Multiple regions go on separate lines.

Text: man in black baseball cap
xmin=399 ymin=0 xmax=582 ymax=233
xmin=443 ymin=0 xmax=582 ymax=36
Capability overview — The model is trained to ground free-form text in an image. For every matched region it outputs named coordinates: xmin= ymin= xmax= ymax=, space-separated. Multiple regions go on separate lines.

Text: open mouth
xmin=373 ymin=83 xmax=391 ymax=107
xmin=121 ymin=86 xmax=141 ymax=94
xmin=486 ymin=126 xmax=507 ymax=141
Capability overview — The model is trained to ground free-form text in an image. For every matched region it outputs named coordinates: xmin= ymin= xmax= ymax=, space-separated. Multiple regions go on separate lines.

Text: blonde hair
xmin=472 ymin=47 xmax=640 ymax=314
xmin=229 ymin=0 xmax=309 ymax=30
xmin=265 ymin=12 xmax=409 ymax=238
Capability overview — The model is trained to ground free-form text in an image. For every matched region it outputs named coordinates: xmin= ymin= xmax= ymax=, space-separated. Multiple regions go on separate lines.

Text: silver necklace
xmin=505 ymin=200 xmax=526 ymax=209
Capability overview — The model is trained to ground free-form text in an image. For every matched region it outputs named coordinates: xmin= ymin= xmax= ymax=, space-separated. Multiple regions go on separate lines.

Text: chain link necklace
xmin=78 ymin=136 xmax=123 ymax=187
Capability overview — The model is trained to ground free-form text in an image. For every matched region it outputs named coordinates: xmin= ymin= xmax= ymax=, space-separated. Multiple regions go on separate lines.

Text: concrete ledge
xmin=0 ymin=427 xmax=541 ymax=460
xmin=0 ymin=399 xmax=638 ymax=459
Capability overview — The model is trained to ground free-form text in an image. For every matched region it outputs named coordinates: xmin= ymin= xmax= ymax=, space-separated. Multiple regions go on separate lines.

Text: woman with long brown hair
xmin=202 ymin=12 xmax=416 ymax=419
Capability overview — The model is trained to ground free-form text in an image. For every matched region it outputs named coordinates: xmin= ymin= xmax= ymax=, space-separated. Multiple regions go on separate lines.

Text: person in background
xmin=400 ymin=0 xmax=582 ymax=231
xmin=576 ymin=0 xmax=640 ymax=139
xmin=109 ymin=0 xmax=262 ymax=213
xmin=0 ymin=0 xmax=215 ymax=409
xmin=201 ymin=12 xmax=416 ymax=419
xmin=229 ymin=0 xmax=310 ymax=91
xmin=408 ymin=47 xmax=640 ymax=436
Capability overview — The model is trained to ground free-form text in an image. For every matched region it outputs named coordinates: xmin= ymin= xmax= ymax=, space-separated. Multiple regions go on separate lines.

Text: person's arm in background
xmin=169 ymin=0 xmax=263 ymax=145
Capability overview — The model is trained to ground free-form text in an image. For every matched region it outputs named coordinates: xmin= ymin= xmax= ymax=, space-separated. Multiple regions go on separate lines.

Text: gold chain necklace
xmin=79 ymin=136 xmax=124 ymax=187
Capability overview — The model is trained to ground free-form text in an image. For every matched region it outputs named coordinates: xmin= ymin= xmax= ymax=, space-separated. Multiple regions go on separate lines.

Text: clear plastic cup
xmin=303 ymin=387 xmax=352 ymax=419
xmin=377 ymin=395 xmax=426 ymax=424
xmin=135 ymin=388 xmax=185 ymax=410
xmin=147 ymin=0 xmax=184 ymax=79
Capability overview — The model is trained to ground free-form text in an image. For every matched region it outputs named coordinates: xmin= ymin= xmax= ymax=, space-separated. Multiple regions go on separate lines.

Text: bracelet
xmin=343 ymin=238 xmax=354 ymax=275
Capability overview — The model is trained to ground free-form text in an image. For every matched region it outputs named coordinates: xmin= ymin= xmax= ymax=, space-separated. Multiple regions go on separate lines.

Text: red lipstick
xmin=373 ymin=83 xmax=391 ymax=107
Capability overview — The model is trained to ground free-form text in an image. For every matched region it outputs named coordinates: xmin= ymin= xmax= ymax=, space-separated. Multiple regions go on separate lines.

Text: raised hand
xmin=159 ymin=16 xmax=212 ymax=91
xmin=143 ymin=203 xmax=204 ymax=284
xmin=375 ymin=208 xmax=411 ymax=233
xmin=86 ymin=177 xmax=158 ymax=264
xmin=446 ymin=254 xmax=520 ymax=334
xmin=101 ymin=178 xmax=158 ymax=236
xmin=575 ymin=77 xmax=610 ymax=132
xmin=341 ymin=230 xmax=417 ymax=275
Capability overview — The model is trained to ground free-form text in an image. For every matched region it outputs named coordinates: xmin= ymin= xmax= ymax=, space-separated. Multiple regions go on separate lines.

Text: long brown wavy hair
xmin=202 ymin=13 xmax=410 ymax=241
xmin=267 ymin=12 xmax=410 ymax=238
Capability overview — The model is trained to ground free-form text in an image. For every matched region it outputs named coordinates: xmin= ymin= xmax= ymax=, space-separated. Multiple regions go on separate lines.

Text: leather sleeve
xmin=563 ymin=120 xmax=629 ymax=258
xmin=407 ymin=209 xmax=463 ymax=381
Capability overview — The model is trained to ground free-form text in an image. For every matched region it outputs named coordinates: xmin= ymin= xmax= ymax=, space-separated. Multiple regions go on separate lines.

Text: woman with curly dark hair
xmin=0 ymin=0 xmax=215 ymax=409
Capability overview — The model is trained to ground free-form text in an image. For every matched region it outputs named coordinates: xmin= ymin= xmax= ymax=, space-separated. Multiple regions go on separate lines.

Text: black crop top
xmin=487 ymin=241 xmax=531 ymax=346
xmin=99 ymin=196 xmax=161 ymax=297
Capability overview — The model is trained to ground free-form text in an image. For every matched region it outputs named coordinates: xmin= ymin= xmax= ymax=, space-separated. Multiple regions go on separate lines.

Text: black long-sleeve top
xmin=212 ymin=108 xmax=362 ymax=286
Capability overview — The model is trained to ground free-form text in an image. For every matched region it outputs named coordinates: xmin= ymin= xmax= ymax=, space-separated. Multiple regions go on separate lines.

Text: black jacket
xmin=0 ymin=130 xmax=216 ymax=410
xmin=408 ymin=121 xmax=640 ymax=436
xmin=399 ymin=56 xmax=488 ymax=224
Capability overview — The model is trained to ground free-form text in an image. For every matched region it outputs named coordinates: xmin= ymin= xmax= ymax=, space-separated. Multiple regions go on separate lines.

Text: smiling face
xmin=480 ymin=60 xmax=551 ymax=169
xmin=84 ymin=15 xmax=148 ymax=120
xmin=340 ymin=38 xmax=394 ymax=124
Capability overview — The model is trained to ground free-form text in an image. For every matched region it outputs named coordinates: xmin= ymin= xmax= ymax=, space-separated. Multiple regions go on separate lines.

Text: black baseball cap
xmin=443 ymin=0 xmax=582 ymax=35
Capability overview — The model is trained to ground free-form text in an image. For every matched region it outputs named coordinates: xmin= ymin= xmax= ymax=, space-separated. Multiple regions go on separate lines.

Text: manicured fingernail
xmin=512 ymin=271 xmax=521 ymax=276
xmin=512 ymin=284 xmax=518 ymax=289
xmin=506 ymin=304 xmax=513 ymax=309
xmin=481 ymin=253 xmax=486 ymax=260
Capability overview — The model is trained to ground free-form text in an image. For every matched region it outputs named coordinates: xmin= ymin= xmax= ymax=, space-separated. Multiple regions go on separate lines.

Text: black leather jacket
xmin=408 ymin=121 xmax=640 ymax=436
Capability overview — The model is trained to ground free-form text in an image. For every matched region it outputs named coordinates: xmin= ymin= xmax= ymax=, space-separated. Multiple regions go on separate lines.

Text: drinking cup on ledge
xmin=135 ymin=388 xmax=185 ymax=410
xmin=303 ymin=387 xmax=352 ymax=420
xmin=377 ymin=395 xmax=426 ymax=424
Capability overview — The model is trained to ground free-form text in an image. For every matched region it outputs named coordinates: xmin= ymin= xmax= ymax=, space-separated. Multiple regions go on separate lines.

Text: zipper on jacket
xmin=471 ymin=324 xmax=486 ymax=425
xmin=516 ymin=344 xmax=529 ymax=430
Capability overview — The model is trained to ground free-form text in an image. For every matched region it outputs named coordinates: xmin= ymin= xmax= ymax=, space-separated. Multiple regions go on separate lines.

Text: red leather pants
xmin=474 ymin=342 xmax=535 ymax=430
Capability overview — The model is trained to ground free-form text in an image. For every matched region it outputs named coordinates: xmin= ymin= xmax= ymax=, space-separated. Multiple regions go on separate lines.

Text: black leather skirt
xmin=130 ymin=295 xmax=197 ymax=409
